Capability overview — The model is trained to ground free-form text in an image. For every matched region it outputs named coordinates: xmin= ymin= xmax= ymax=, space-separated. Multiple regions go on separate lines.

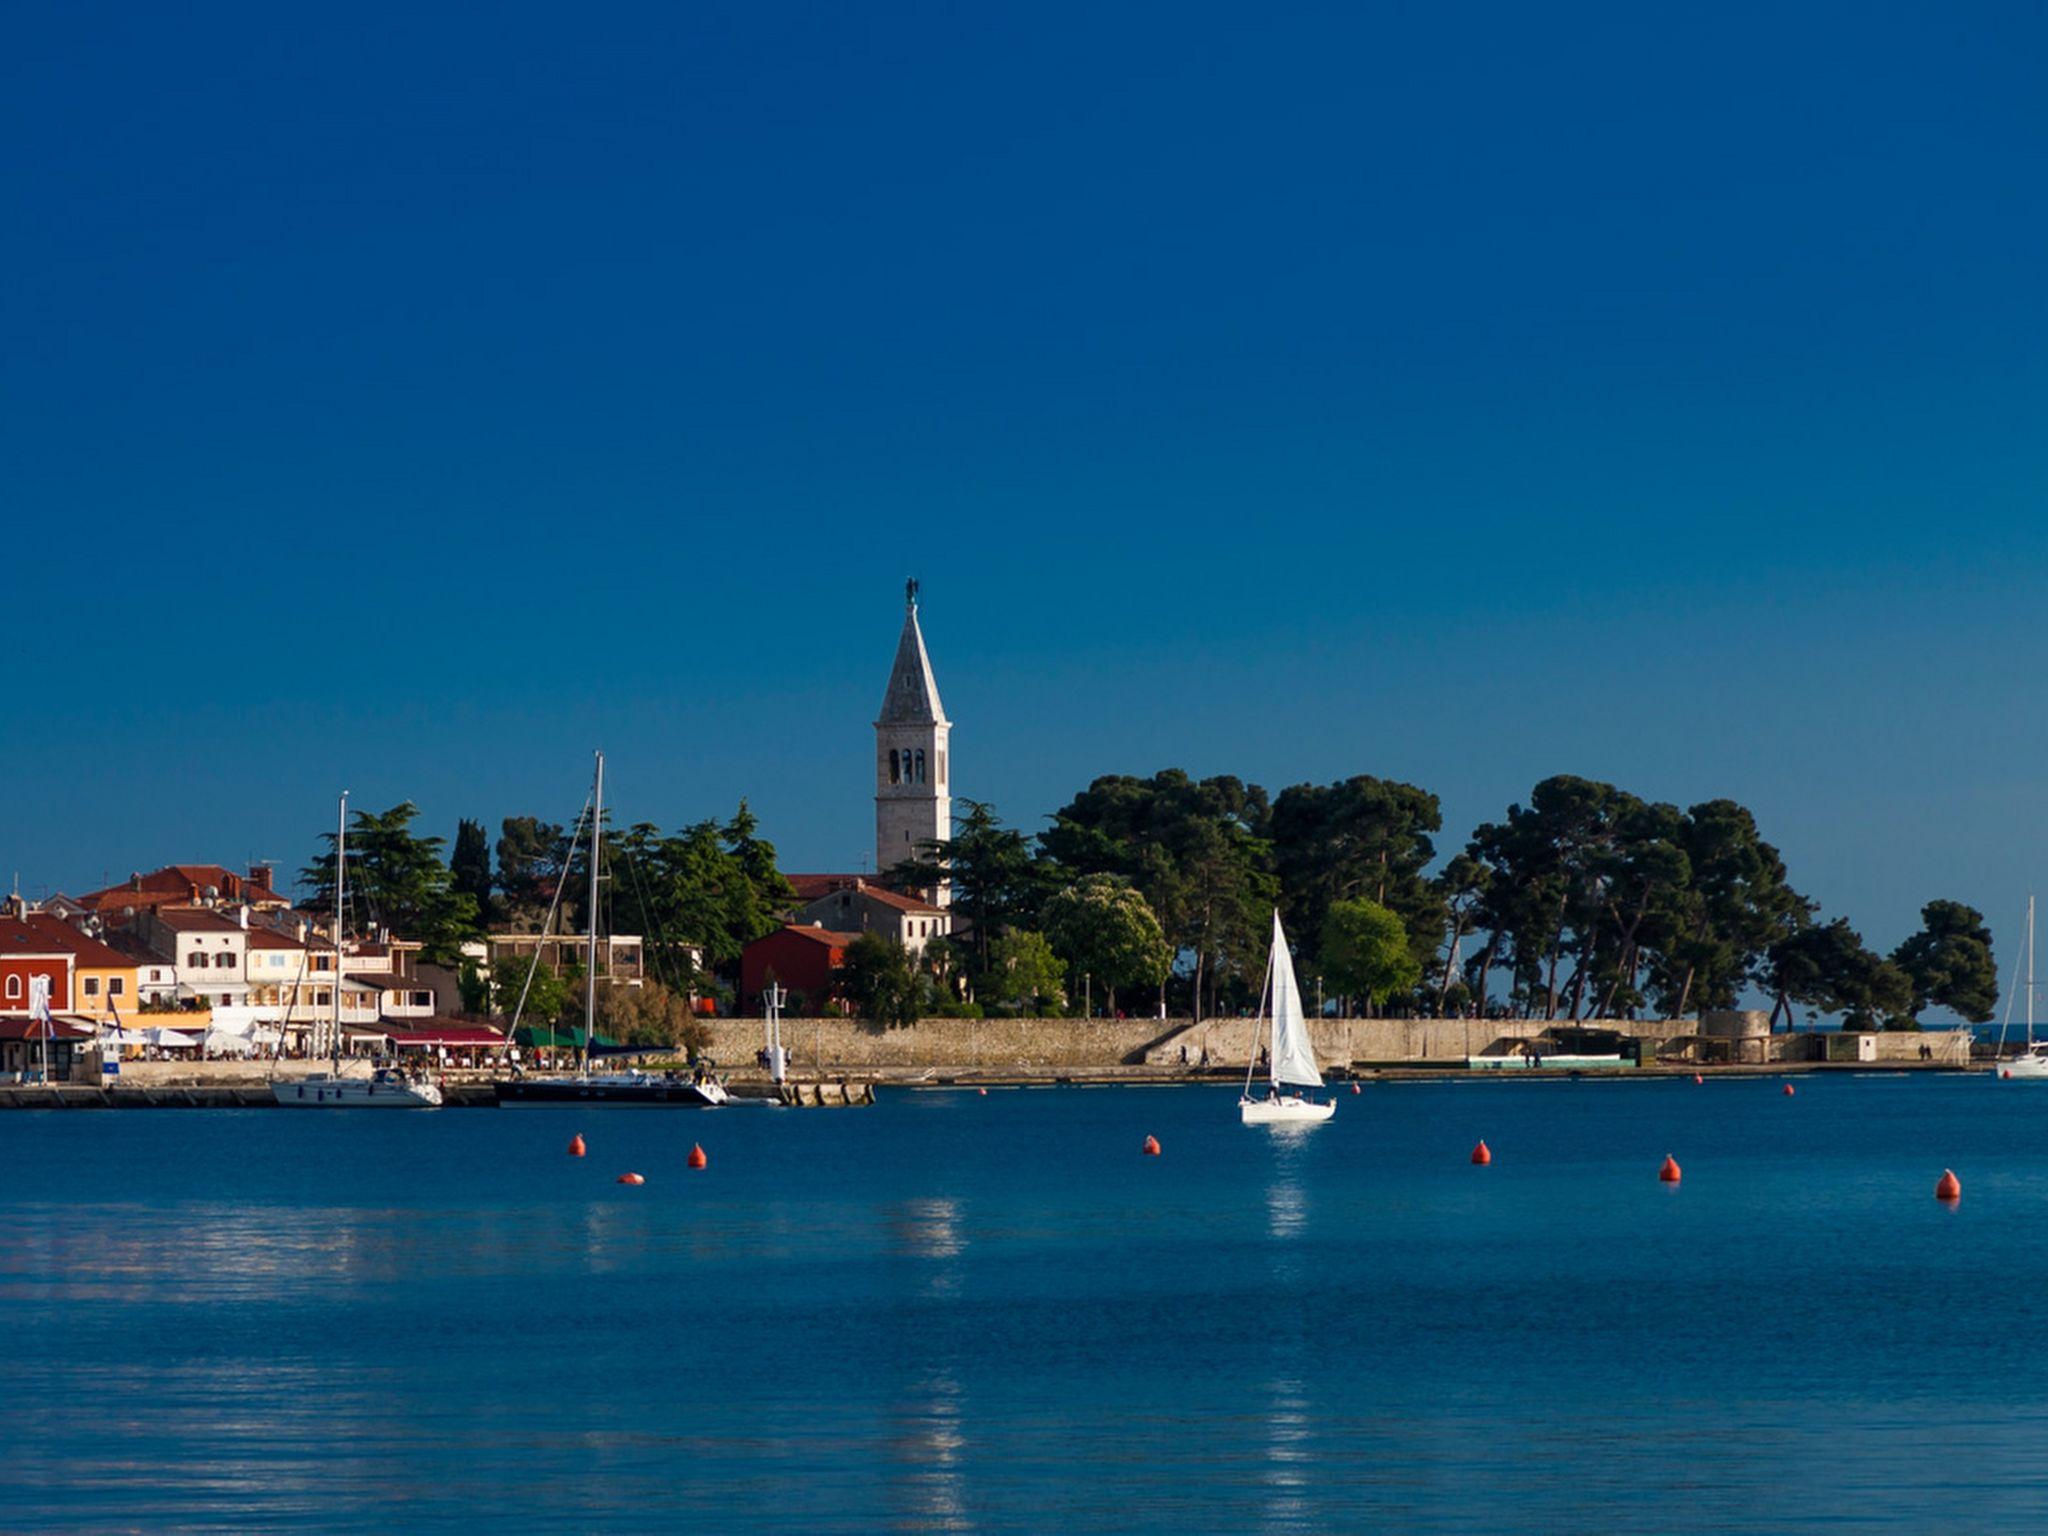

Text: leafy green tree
xmin=1434 ymin=853 xmax=1491 ymax=1012
xmin=451 ymin=818 xmax=494 ymax=926
xmin=983 ymin=930 xmax=1066 ymax=1015
xmin=607 ymin=805 xmax=794 ymax=989
xmin=579 ymin=978 xmax=711 ymax=1057
xmin=887 ymin=799 xmax=1047 ymax=973
xmin=839 ymin=933 xmax=927 ymax=1029
xmin=1764 ymin=918 xmax=1914 ymax=1029
xmin=1041 ymin=875 xmax=1172 ymax=1015
xmin=1319 ymin=898 xmax=1421 ymax=1015
xmin=1892 ymin=900 xmax=1999 ymax=1024
xmin=301 ymin=801 xmax=480 ymax=964
xmin=456 ymin=960 xmax=490 ymax=1016
xmin=492 ymin=954 xmax=569 ymax=1024
xmin=1271 ymin=776 xmax=1443 ymax=977
xmin=1041 ymin=770 xmax=1274 ymax=1017
xmin=495 ymin=816 xmax=568 ymax=927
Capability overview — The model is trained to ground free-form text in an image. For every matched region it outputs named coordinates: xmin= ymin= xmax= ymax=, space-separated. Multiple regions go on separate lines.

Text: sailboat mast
xmin=2028 ymin=894 xmax=2035 ymax=1047
xmin=332 ymin=791 xmax=347 ymax=1073
xmin=582 ymin=752 xmax=603 ymax=1079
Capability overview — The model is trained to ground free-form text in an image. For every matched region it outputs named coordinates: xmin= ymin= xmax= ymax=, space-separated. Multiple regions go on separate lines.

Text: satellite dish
xmin=203 ymin=885 xmax=219 ymax=900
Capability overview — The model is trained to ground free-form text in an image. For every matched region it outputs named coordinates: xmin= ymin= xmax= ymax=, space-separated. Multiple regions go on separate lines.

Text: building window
xmin=109 ymin=978 xmax=124 ymax=997
xmin=888 ymin=750 xmax=901 ymax=784
xmin=188 ymin=952 xmax=205 ymax=968
xmin=83 ymin=977 xmax=99 ymax=997
xmin=217 ymin=953 xmax=235 ymax=968
xmin=4 ymin=976 xmax=19 ymax=1000
xmin=915 ymin=748 xmax=926 ymax=782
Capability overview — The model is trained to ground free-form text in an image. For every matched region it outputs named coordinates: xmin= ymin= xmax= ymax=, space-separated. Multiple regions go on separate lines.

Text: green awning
xmin=513 ymin=1025 xmax=619 ymax=1049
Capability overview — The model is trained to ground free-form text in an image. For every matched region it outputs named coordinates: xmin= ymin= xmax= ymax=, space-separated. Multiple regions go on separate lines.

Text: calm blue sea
xmin=0 ymin=1076 xmax=2043 ymax=1533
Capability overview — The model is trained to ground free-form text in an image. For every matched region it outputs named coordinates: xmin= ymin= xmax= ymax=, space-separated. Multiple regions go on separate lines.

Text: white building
xmin=137 ymin=907 xmax=252 ymax=1009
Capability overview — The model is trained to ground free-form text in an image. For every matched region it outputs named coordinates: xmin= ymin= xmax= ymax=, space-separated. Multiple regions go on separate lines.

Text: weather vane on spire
xmin=906 ymin=576 xmax=920 ymax=610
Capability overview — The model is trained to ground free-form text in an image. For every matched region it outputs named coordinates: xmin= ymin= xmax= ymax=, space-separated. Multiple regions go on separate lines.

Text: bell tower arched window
xmin=915 ymin=749 xmax=926 ymax=783
xmin=888 ymin=750 xmax=901 ymax=785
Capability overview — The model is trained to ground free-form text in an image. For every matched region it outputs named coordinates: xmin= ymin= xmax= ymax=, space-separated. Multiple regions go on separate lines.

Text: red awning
xmin=384 ymin=1025 xmax=508 ymax=1048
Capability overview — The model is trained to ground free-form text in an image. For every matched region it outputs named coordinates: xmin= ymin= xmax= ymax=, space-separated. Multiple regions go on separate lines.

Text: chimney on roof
xmin=247 ymin=864 xmax=273 ymax=896
xmin=128 ymin=873 xmax=141 ymax=892
xmin=238 ymin=905 xmax=249 ymax=930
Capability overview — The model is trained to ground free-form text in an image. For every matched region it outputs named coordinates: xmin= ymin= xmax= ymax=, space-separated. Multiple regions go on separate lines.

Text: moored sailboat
xmin=273 ymin=793 xmax=442 ymax=1109
xmin=1996 ymin=896 xmax=2048 ymax=1078
xmin=494 ymin=752 xmax=728 ymax=1108
xmin=1241 ymin=910 xmax=1335 ymax=1125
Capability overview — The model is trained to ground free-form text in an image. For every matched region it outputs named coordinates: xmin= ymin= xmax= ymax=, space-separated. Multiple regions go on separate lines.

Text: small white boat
xmin=274 ymin=1068 xmax=444 ymax=1108
xmin=2005 ymin=1042 xmax=2048 ymax=1079
xmin=1240 ymin=910 xmax=1335 ymax=1126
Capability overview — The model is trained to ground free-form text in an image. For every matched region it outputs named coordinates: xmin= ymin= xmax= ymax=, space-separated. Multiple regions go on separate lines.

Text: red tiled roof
xmin=847 ymin=882 xmax=945 ymax=916
xmin=10 ymin=915 xmax=137 ymax=970
xmin=756 ymin=924 xmax=862 ymax=950
xmin=0 ymin=924 xmax=68 ymax=958
xmin=784 ymin=873 xmax=867 ymax=903
xmin=0 ymin=1018 xmax=93 ymax=1041
xmin=800 ymin=880 xmax=945 ymax=917
xmin=76 ymin=865 xmax=290 ymax=912
xmin=242 ymin=928 xmax=307 ymax=950
xmin=146 ymin=907 xmax=247 ymax=934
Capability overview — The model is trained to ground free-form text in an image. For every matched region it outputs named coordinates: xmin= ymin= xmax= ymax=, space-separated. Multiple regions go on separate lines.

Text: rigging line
xmin=1996 ymin=896 xmax=2028 ymax=1058
xmin=612 ymin=837 xmax=683 ymax=999
xmin=1243 ymin=928 xmax=1276 ymax=1101
xmin=507 ymin=793 xmax=594 ymax=1044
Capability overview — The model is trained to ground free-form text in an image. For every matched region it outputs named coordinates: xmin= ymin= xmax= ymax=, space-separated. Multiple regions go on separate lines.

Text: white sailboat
xmin=1241 ymin=910 xmax=1335 ymax=1125
xmin=273 ymin=793 xmax=443 ymax=1108
xmin=1997 ymin=896 xmax=2048 ymax=1078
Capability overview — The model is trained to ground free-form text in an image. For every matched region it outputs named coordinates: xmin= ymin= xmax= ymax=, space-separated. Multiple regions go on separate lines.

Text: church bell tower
xmin=875 ymin=579 xmax=951 ymax=904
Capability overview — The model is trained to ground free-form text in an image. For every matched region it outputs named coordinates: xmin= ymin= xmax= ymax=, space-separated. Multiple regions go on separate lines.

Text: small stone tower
xmin=875 ymin=579 xmax=951 ymax=904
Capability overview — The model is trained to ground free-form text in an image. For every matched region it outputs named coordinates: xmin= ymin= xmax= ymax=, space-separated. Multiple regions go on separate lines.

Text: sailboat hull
xmin=1999 ymin=1051 xmax=2048 ymax=1079
xmin=272 ymin=1075 xmax=443 ymax=1108
xmin=1239 ymin=1095 xmax=1335 ymax=1125
xmin=494 ymin=1077 xmax=727 ymax=1107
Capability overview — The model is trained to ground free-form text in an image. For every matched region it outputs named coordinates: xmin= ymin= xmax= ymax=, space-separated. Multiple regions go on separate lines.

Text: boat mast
xmin=332 ymin=791 xmax=347 ymax=1073
xmin=2029 ymin=894 xmax=2036 ymax=1049
xmin=582 ymin=751 xmax=603 ymax=1080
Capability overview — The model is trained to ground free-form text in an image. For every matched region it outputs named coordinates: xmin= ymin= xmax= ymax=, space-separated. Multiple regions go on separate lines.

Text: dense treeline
xmin=310 ymin=769 xmax=1998 ymax=1029
xmin=892 ymin=771 xmax=1999 ymax=1029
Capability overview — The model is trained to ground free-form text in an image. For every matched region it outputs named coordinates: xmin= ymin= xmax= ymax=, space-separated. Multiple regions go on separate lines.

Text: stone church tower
xmin=875 ymin=579 xmax=951 ymax=904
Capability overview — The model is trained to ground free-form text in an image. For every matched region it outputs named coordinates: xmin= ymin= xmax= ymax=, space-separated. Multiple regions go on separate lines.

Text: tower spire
xmin=874 ymin=583 xmax=952 ymax=904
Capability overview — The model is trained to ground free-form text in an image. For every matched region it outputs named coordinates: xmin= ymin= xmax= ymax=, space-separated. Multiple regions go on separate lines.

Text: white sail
xmin=1266 ymin=911 xmax=1323 ymax=1090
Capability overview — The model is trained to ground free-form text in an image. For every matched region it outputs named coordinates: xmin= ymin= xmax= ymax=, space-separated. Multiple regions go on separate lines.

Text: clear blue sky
xmin=5 ymin=3 xmax=2045 ymax=965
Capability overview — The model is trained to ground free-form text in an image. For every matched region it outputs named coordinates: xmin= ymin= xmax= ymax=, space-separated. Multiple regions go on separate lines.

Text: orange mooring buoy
xmin=687 ymin=1143 xmax=708 ymax=1170
xmin=616 ymin=1172 xmax=644 ymax=1185
xmin=1142 ymin=1134 xmax=1162 ymax=1156
xmin=1470 ymin=1140 xmax=1491 ymax=1165
xmin=978 ymin=1087 xmax=988 ymax=1096
xmin=1936 ymin=1168 xmax=1961 ymax=1202
xmin=1659 ymin=1154 xmax=1682 ymax=1183
xmin=1692 ymin=1073 xmax=1704 ymax=1085
xmin=568 ymin=1134 xmax=586 ymax=1157
xmin=1783 ymin=1082 xmax=1796 ymax=1097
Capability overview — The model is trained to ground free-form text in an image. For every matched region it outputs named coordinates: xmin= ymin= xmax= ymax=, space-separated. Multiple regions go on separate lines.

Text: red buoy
xmin=1350 ymin=1082 xmax=1362 ymax=1095
xmin=977 ymin=1087 xmax=988 ymax=1096
xmin=616 ymin=1172 xmax=644 ymax=1186
xmin=2004 ymin=1069 xmax=2013 ymax=1080
xmin=1659 ymin=1154 xmax=1682 ymax=1184
xmin=1470 ymin=1140 xmax=1491 ymax=1165
xmin=568 ymin=1134 xmax=586 ymax=1157
xmin=687 ymin=1143 xmax=708 ymax=1170
xmin=1783 ymin=1083 xmax=1796 ymax=1097
xmin=1692 ymin=1074 xmax=1704 ymax=1086
xmin=1142 ymin=1134 xmax=1161 ymax=1156
xmin=1936 ymin=1168 xmax=1961 ymax=1202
